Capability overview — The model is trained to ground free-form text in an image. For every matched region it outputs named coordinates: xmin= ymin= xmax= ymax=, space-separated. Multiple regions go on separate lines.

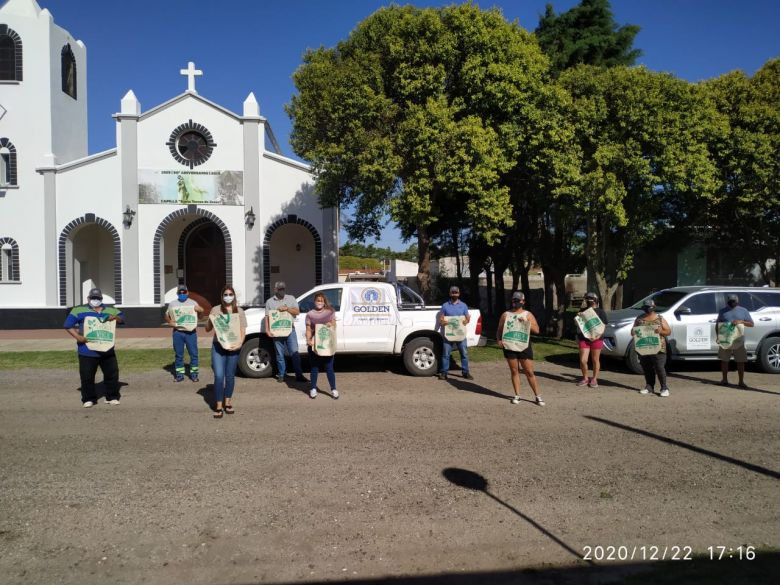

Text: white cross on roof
xmin=180 ymin=61 xmax=203 ymax=93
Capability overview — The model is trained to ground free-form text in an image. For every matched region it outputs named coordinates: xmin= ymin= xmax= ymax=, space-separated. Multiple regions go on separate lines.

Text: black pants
xmin=78 ymin=353 xmax=120 ymax=403
xmin=639 ymin=353 xmax=667 ymax=389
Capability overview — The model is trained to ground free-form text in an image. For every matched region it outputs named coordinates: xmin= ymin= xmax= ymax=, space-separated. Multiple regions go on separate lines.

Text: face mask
xmin=89 ymin=299 xmax=102 ymax=308
xmin=177 ymin=293 xmax=188 ymax=302
xmin=728 ymin=300 xmax=737 ymax=308
xmin=450 ymin=295 xmax=459 ymax=302
xmin=275 ymin=290 xmax=285 ymax=299
xmin=643 ymin=306 xmax=653 ymax=314
xmin=223 ymin=294 xmax=234 ymax=304
xmin=511 ymin=299 xmax=523 ymax=307
xmin=314 ymin=301 xmax=324 ymax=310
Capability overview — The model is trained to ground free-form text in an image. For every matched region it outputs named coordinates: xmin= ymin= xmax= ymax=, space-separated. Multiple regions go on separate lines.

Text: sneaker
xmin=535 ymin=396 xmax=545 ymax=406
xmin=309 ymin=388 xmax=317 ymax=399
xmin=82 ymin=401 xmax=94 ymax=408
xmin=639 ymin=386 xmax=651 ymax=395
xmin=510 ymin=396 xmax=521 ymax=405
xmin=659 ymin=388 xmax=670 ymax=397
xmin=174 ymin=374 xmax=185 ymax=382
xmin=588 ymin=378 xmax=599 ymax=388
xmin=276 ymin=375 xmax=285 ymax=383
xmin=463 ymin=372 xmax=474 ymax=380
xmin=436 ymin=372 xmax=448 ymax=380
xmin=576 ymin=378 xmax=589 ymax=386
xmin=108 ymin=399 xmax=120 ymax=405
xmin=332 ymin=389 xmax=339 ymax=399
xmin=190 ymin=375 xmax=199 ymax=383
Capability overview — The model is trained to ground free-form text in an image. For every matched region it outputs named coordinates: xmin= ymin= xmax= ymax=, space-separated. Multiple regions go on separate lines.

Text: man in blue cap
xmin=63 ymin=287 xmax=124 ymax=407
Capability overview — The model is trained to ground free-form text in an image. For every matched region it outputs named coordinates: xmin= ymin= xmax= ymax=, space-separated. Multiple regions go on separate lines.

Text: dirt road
xmin=1 ymin=358 xmax=778 ymax=584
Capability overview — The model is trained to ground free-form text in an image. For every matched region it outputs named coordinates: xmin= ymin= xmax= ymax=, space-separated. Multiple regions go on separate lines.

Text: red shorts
xmin=578 ymin=338 xmax=604 ymax=350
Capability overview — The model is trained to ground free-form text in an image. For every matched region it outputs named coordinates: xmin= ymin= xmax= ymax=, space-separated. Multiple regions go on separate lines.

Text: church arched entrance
xmin=183 ymin=222 xmax=225 ymax=307
xmin=267 ymin=223 xmax=317 ymax=297
xmin=62 ymin=221 xmax=120 ymax=306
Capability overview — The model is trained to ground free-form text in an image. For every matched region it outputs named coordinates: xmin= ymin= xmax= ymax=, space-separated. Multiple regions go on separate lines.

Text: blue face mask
xmin=177 ymin=293 xmax=188 ymax=302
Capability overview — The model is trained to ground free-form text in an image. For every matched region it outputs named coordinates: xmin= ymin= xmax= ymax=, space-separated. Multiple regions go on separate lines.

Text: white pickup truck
xmin=238 ymin=281 xmax=483 ymax=377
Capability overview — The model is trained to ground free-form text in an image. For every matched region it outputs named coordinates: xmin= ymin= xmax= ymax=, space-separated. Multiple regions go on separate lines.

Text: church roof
xmin=0 ymin=0 xmax=42 ymax=17
xmin=129 ymin=91 xmax=282 ymax=154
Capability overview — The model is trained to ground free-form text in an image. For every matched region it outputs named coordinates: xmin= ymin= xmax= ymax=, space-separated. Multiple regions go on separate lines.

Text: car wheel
xmin=759 ymin=336 xmax=780 ymax=374
xmin=238 ymin=337 xmax=274 ymax=378
xmin=625 ymin=343 xmax=643 ymax=374
xmin=403 ymin=337 xmax=438 ymax=376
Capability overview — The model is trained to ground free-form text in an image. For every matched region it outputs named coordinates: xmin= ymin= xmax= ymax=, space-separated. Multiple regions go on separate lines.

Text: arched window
xmin=61 ymin=43 xmax=76 ymax=99
xmin=0 ymin=237 xmax=20 ymax=282
xmin=0 ymin=25 xmax=23 ymax=81
xmin=0 ymin=138 xmax=17 ymax=187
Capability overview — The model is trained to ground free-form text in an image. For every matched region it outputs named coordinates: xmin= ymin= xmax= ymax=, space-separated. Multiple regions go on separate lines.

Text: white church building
xmin=0 ymin=0 xmax=338 ymax=327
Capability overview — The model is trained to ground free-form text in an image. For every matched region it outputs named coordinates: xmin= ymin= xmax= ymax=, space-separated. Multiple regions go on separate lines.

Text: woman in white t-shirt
xmin=496 ymin=291 xmax=544 ymax=406
xmin=204 ymin=285 xmax=246 ymax=418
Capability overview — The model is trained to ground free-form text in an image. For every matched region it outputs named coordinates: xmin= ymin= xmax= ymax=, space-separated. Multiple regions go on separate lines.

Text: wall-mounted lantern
xmin=123 ymin=205 xmax=136 ymax=228
xmin=245 ymin=206 xmax=256 ymax=229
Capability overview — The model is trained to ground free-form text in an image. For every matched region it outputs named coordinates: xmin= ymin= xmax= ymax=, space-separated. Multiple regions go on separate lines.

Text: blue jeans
xmin=307 ymin=346 xmax=336 ymax=390
xmin=273 ymin=332 xmax=303 ymax=377
xmin=441 ymin=339 xmax=469 ymax=374
xmin=211 ymin=342 xmax=240 ymax=403
xmin=172 ymin=330 xmax=199 ymax=376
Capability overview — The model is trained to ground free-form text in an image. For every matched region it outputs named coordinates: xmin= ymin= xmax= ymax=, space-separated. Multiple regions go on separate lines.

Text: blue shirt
xmin=440 ymin=300 xmax=469 ymax=317
xmin=717 ymin=306 xmax=753 ymax=325
xmin=63 ymin=305 xmax=124 ymax=357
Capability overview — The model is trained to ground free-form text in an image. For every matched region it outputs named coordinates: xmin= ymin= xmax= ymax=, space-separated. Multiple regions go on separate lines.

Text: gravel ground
xmin=0 ymin=357 xmax=778 ymax=585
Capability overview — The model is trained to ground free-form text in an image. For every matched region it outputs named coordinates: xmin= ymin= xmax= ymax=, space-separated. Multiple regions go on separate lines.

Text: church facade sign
xmin=138 ymin=169 xmax=243 ymax=205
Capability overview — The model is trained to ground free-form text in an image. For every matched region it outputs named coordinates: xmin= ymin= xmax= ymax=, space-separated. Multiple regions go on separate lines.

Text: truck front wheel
xmin=238 ymin=337 xmax=274 ymax=378
xmin=403 ymin=337 xmax=438 ymax=377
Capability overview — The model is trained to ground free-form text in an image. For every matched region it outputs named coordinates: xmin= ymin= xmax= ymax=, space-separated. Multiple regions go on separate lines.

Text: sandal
xmin=224 ymin=404 xmax=235 ymax=414
xmin=213 ymin=409 xmax=223 ymax=419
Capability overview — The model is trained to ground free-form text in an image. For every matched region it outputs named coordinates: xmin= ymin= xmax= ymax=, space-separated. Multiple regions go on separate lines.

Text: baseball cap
xmin=275 ymin=281 xmax=287 ymax=290
xmin=512 ymin=291 xmax=525 ymax=301
xmin=87 ymin=287 xmax=103 ymax=299
xmin=727 ymin=293 xmax=739 ymax=302
xmin=584 ymin=292 xmax=598 ymax=301
xmin=177 ymin=284 xmax=188 ymax=293
xmin=449 ymin=286 xmax=460 ymax=294
xmin=642 ymin=298 xmax=656 ymax=309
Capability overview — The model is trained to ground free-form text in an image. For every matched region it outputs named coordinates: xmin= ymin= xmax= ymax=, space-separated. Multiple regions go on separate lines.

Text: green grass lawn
xmin=0 ymin=349 xmax=201 ymax=372
xmin=0 ymin=337 xmax=577 ymax=371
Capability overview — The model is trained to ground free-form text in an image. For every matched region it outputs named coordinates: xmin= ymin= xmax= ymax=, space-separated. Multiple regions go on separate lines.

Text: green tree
xmin=535 ymin=0 xmax=641 ymax=74
xmin=559 ymin=65 xmax=722 ymax=308
xmin=287 ymin=4 xmax=549 ymax=300
xmin=702 ymin=58 xmax=780 ymax=285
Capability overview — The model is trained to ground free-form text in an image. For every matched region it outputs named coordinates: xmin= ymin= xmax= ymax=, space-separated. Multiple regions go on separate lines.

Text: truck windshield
xmin=629 ymin=291 xmax=687 ymax=312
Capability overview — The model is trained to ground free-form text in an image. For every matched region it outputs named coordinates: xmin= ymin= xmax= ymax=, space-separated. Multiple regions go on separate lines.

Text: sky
xmin=28 ymin=0 xmax=780 ymax=250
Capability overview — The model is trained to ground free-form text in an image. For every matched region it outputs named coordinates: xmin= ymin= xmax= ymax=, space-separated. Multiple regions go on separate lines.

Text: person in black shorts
xmin=496 ymin=291 xmax=544 ymax=406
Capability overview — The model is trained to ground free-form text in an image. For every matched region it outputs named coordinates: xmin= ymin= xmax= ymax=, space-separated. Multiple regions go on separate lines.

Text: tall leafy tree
xmin=702 ymin=58 xmax=780 ymax=285
xmin=560 ymin=65 xmax=722 ymax=308
xmin=536 ymin=0 xmax=641 ymax=74
xmin=287 ymin=4 xmax=550 ymax=300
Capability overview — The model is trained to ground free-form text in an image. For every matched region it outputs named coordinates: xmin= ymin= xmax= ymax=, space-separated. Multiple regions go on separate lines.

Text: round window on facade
xmin=166 ymin=121 xmax=216 ymax=168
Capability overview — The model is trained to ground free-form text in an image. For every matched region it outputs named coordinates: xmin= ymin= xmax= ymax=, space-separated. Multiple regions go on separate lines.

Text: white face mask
xmin=314 ymin=302 xmax=324 ymax=310
xmin=223 ymin=294 xmax=235 ymax=304
xmin=88 ymin=299 xmax=102 ymax=308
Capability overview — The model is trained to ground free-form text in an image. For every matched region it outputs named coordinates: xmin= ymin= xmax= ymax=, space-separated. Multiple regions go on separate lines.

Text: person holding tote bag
xmin=497 ymin=291 xmax=545 ymax=406
xmin=305 ymin=292 xmax=338 ymax=399
xmin=205 ymin=285 xmax=246 ymax=418
xmin=632 ymin=299 xmax=672 ymax=397
xmin=574 ymin=292 xmax=608 ymax=388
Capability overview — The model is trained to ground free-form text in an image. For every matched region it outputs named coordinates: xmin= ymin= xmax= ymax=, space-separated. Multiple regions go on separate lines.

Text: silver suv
xmin=602 ymin=286 xmax=780 ymax=374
